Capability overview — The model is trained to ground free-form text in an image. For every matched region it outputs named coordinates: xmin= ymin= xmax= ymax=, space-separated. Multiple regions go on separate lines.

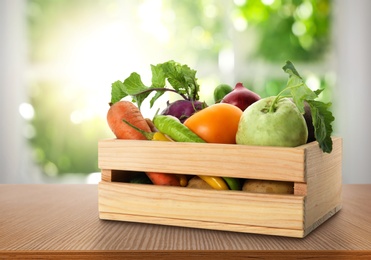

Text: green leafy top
xmin=110 ymin=60 xmax=200 ymax=108
xmin=273 ymin=61 xmax=335 ymax=153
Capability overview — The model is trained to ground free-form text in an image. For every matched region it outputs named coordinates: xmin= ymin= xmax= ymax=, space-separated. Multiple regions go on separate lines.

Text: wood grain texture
xmin=99 ymin=181 xmax=305 ymax=237
xmin=304 ymin=137 xmax=343 ymax=231
xmin=1 ymin=184 xmax=370 ymax=259
xmin=98 ymin=138 xmax=307 ymax=182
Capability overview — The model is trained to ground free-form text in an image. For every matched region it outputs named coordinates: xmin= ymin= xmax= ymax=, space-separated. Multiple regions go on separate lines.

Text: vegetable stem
xmin=268 ymin=83 xmax=304 ymax=113
xmin=268 ymin=95 xmax=281 ymax=113
xmin=122 ymin=119 xmax=154 ymax=140
xmin=133 ymin=87 xmax=189 ymax=101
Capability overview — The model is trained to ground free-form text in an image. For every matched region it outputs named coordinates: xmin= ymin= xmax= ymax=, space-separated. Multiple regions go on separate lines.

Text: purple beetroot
xmin=161 ymin=100 xmax=206 ymax=123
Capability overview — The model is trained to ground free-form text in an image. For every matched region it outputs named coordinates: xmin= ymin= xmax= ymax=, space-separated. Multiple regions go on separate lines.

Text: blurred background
xmin=0 ymin=0 xmax=370 ymax=184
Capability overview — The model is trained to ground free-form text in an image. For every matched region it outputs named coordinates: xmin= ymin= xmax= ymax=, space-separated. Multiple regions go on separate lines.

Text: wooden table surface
xmin=0 ymin=184 xmax=370 ymax=259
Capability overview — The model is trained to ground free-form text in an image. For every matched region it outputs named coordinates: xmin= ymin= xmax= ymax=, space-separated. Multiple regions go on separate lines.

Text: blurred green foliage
xmin=160 ymin=0 xmax=331 ymax=62
xmin=237 ymin=0 xmax=331 ymax=61
xmin=27 ymin=0 xmax=332 ymax=176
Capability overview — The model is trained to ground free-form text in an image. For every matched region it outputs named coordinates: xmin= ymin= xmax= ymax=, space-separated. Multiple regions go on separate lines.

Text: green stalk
xmin=122 ymin=119 xmax=154 ymax=140
xmin=268 ymin=83 xmax=304 ymax=113
xmin=133 ymin=88 xmax=189 ymax=101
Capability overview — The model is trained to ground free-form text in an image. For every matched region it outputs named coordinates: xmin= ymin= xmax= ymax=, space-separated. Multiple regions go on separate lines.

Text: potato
xmin=187 ymin=176 xmax=213 ymax=189
xmin=242 ymin=179 xmax=294 ymax=194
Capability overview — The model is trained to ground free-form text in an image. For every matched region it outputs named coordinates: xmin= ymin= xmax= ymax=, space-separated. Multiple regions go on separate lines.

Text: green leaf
xmin=282 ymin=60 xmax=334 ymax=153
xmin=160 ymin=61 xmax=200 ymax=100
xmin=282 ymin=60 xmax=302 ymax=79
xmin=122 ymin=72 xmax=147 ymax=94
xmin=146 ymin=63 xmax=167 ymax=108
xmin=110 ymin=80 xmax=127 ymax=105
xmin=122 ymin=72 xmax=149 ymax=108
xmin=283 ymin=61 xmax=318 ymax=113
xmin=290 ymin=83 xmax=318 ymax=113
xmin=314 ymin=89 xmax=324 ymax=96
xmin=150 ymin=64 xmax=166 ymax=88
xmin=109 ymin=60 xmax=201 ymax=111
xmin=307 ymin=100 xmax=334 ymax=153
xmin=149 ymin=91 xmax=166 ymax=108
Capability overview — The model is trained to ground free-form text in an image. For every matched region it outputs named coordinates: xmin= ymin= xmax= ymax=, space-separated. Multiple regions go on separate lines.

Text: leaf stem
xmin=122 ymin=119 xmax=154 ymax=140
xmin=268 ymin=83 xmax=304 ymax=113
xmin=133 ymin=88 xmax=189 ymax=100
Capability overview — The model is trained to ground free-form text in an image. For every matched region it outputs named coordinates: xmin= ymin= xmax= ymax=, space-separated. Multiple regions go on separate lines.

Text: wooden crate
xmin=98 ymin=137 xmax=342 ymax=238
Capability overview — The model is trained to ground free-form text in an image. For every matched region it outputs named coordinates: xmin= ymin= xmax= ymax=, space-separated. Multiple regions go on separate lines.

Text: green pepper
xmin=130 ymin=172 xmax=153 ymax=184
xmin=153 ymin=115 xmax=206 ymax=143
xmin=122 ymin=119 xmax=173 ymax=141
xmin=222 ymin=177 xmax=242 ymax=190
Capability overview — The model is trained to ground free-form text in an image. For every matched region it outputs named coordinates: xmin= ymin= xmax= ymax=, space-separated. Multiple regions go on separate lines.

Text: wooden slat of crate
xmin=99 ymin=181 xmax=305 ymax=236
xmin=98 ymin=139 xmax=306 ymax=182
xmin=303 ymin=137 xmax=343 ymax=234
xmin=99 ymin=211 xmax=306 ymax=237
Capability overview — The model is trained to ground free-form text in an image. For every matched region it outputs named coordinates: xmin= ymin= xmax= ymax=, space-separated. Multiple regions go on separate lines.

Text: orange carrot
xmin=107 ymin=101 xmax=151 ymax=140
xmin=107 ymin=101 xmax=180 ymax=186
xmin=146 ymin=172 xmax=180 ymax=186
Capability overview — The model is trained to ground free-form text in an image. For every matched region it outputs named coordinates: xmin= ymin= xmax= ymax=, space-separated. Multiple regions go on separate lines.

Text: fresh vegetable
xmin=290 ymin=98 xmax=316 ymax=143
xmin=106 ymin=60 xmax=335 ymax=194
xmin=107 ymin=101 xmax=151 ymax=140
xmin=237 ymin=97 xmax=308 ymax=147
xmin=110 ymin=60 xmax=206 ymax=122
xmin=222 ymin=177 xmax=242 ymax=190
xmin=198 ymin=176 xmax=229 ymax=190
xmin=152 ymin=132 xmax=173 ymax=142
xmin=154 ymin=114 xmax=237 ymax=190
xmin=122 ymin=118 xmax=180 ymax=186
xmin=153 ymin=115 xmax=206 ymax=143
xmin=221 ymin=82 xmax=260 ymax=111
xmin=237 ymin=61 xmax=334 ymax=153
xmin=283 ymin=61 xmax=334 ymax=152
xmin=145 ymin=118 xmax=157 ymax=132
xmin=130 ymin=172 xmax=153 ymax=184
xmin=177 ymin=175 xmax=188 ymax=187
xmin=242 ymin=180 xmax=294 ymax=194
xmin=122 ymin=119 xmax=172 ymax=141
xmin=187 ymin=176 xmax=213 ymax=190
xmin=184 ymin=103 xmax=243 ymax=144
xmin=146 ymin=172 xmax=180 ymax=186
xmin=122 ymin=114 xmax=200 ymax=186
xmin=303 ymin=101 xmax=316 ymax=143
xmin=213 ymin=83 xmax=233 ymax=103
xmin=161 ymin=100 xmax=206 ymax=123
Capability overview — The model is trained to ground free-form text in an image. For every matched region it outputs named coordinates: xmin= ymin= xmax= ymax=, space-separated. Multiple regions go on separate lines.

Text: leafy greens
xmin=110 ymin=60 xmax=200 ymax=109
xmin=282 ymin=61 xmax=335 ymax=153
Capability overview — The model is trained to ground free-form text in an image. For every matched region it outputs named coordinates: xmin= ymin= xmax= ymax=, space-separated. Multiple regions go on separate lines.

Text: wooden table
xmin=0 ymin=184 xmax=370 ymax=259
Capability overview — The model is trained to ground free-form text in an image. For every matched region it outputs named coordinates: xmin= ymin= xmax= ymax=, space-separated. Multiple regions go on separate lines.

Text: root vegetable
xmin=161 ymin=100 xmax=205 ymax=123
xmin=146 ymin=172 xmax=181 ymax=186
xmin=107 ymin=101 xmax=179 ymax=186
xmin=107 ymin=101 xmax=151 ymax=140
xmin=242 ymin=180 xmax=294 ymax=194
xmin=221 ymin=82 xmax=260 ymax=111
xmin=187 ymin=176 xmax=213 ymax=190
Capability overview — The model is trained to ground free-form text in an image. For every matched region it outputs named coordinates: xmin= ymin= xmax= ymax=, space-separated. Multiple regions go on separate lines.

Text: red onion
xmin=221 ymin=82 xmax=260 ymax=111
